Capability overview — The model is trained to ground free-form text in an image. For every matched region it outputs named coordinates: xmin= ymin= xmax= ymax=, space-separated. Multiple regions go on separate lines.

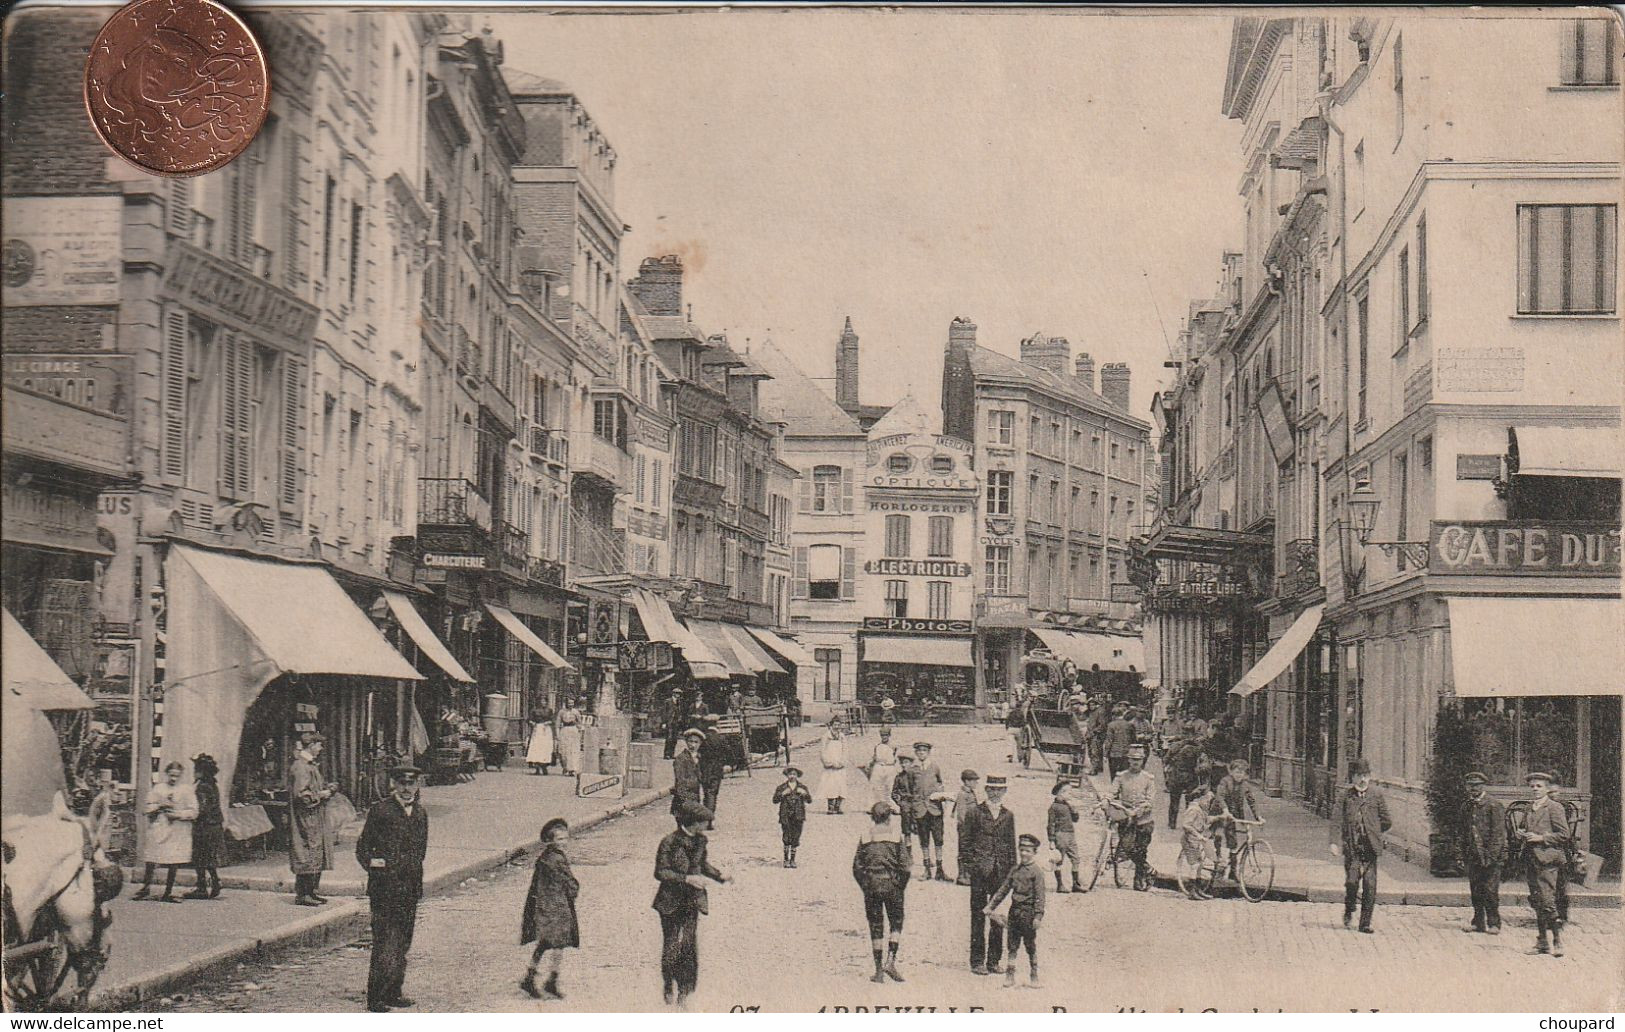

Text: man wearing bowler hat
xmin=1461 ymin=771 xmax=1507 ymax=935
xmin=961 ymin=774 xmax=1017 ymax=974
xmin=1335 ymin=758 xmax=1391 ymax=933
xmin=355 ymin=765 xmax=429 ymax=1011
xmin=1517 ymin=769 xmax=1571 ymax=957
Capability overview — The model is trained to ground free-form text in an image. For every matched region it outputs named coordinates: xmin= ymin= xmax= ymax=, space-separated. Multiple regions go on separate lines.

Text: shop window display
xmin=1463 ymin=697 xmax=1578 ymax=785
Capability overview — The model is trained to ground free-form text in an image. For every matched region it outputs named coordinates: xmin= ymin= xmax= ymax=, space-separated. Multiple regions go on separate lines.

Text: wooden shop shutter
xmin=219 ymin=334 xmax=254 ymax=498
xmin=283 ymin=132 xmax=305 ymax=287
xmin=160 ymin=309 xmax=189 ymax=481
xmin=792 ymin=546 xmax=809 ymax=598
xmin=839 ymin=466 xmax=854 ymax=514
xmin=166 ymin=179 xmax=192 ymax=238
xmin=840 ymin=546 xmax=856 ymax=599
xmin=278 ymin=357 xmax=306 ymax=512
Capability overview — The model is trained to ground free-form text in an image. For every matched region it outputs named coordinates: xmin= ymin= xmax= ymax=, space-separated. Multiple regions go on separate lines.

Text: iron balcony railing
xmin=418 ymin=478 xmax=491 ymax=531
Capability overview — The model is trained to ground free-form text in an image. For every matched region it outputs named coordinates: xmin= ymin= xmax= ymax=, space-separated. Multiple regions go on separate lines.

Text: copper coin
xmin=83 ymin=0 xmax=269 ymax=177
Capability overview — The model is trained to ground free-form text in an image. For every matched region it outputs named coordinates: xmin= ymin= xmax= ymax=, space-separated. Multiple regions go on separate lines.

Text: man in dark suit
xmin=697 ymin=715 xmax=733 ymax=829
xmin=1336 ymin=758 xmax=1392 ymax=934
xmin=355 ymin=766 xmax=430 ymax=1012
xmin=652 ymin=801 xmax=730 ymax=1007
xmin=961 ymin=774 xmax=1017 ymax=975
xmin=671 ymin=728 xmax=705 ymax=817
xmin=1461 ymin=770 xmax=1507 ymax=935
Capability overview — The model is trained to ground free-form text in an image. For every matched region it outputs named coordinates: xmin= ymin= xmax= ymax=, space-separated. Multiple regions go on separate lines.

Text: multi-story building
xmin=941 ymin=318 xmax=1151 ymax=709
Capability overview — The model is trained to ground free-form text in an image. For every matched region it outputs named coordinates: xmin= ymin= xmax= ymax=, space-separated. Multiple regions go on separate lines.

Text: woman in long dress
xmin=866 ymin=727 xmax=901 ymax=811
xmin=186 ymin=753 xmax=225 ymax=899
xmin=526 ymin=704 xmax=557 ymax=775
xmin=131 ymin=761 xmax=197 ymax=902
xmin=555 ymin=698 xmax=583 ymax=776
xmin=818 ymin=721 xmax=848 ymax=814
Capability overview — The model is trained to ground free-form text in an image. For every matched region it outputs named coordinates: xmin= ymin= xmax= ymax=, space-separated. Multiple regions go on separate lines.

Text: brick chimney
xmin=1074 ymin=352 xmax=1096 ymax=393
xmin=629 ymin=255 xmax=683 ymax=316
xmin=835 ymin=316 xmax=859 ymax=411
xmin=1099 ymin=362 xmax=1131 ymax=411
xmin=1019 ymin=332 xmax=1070 ymax=376
xmin=942 ymin=317 xmax=977 ymax=444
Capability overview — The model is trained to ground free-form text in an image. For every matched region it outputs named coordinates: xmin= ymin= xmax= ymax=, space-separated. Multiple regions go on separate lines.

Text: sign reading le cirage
xmin=1428 ymin=521 xmax=1620 ymax=576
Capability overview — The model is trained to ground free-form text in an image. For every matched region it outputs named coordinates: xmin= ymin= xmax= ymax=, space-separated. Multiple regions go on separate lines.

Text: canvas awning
xmin=173 ymin=545 xmax=421 ymax=680
xmin=1511 ymin=426 xmax=1621 ymax=479
xmin=382 ymin=590 xmax=474 ymax=682
xmin=629 ymin=587 xmax=685 ymax=644
xmin=862 ymin=635 xmax=974 ymax=668
xmin=2 ymin=608 xmax=93 ymax=711
xmin=1447 ymin=597 xmax=1623 ymax=697
xmin=485 ymin=604 xmax=573 ymax=669
xmin=1030 ymin=628 xmax=1145 ymax=673
xmin=747 ymin=626 xmax=813 ymax=667
xmin=721 ymin=623 xmax=786 ymax=675
xmin=668 ymin=620 xmax=729 ymax=680
xmin=685 ymin=619 xmax=754 ymax=678
xmin=1230 ymin=604 xmax=1323 ymax=697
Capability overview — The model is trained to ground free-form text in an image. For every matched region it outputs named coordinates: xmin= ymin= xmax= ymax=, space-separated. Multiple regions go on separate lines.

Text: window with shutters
xmin=811 ymin=465 xmax=841 ymax=513
xmin=928 ymin=515 xmax=953 ymax=557
xmin=322 ymin=176 xmax=336 ymax=280
xmin=1560 ymin=18 xmax=1620 ymax=85
xmin=652 ymin=459 xmax=663 ymax=510
xmin=635 ymin=454 xmax=646 ymax=502
xmin=167 ymin=179 xmax=193 ymax=238
xmin=278 ymin=356 xmax=306 ymax=513
xmin=986 ymin=470 xmax=1012 ymax=515
xmin=884 ymin=580 xmax=908 ymax=618
xmin=160 ymin=308 xmax=190 ymax=482
xmin=927 ymin=581 xmax=950 ymax=619
xmin=1027 ymin=545 xmax=1042 ymax=603
xmin=225 ymin=159 xmax=258 ymax=266
xmin=814 ymin=648 xmax=842 ymax=702
xmin=884 ymin=514 xmax=910 ymax=558
xmin=985 ymin=545 xmax=1011 ymax=594
xmin=348 ymin=202 xmax=363 ymax=305
xmin=1517 ymin=204 xmax=1618 ymax=314
xmin=807 ymin=544 xmax=841 ymax=599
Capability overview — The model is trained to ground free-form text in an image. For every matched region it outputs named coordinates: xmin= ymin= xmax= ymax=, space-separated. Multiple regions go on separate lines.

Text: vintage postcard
xmin=1 ymin=2 xmax=1620 ymax=1016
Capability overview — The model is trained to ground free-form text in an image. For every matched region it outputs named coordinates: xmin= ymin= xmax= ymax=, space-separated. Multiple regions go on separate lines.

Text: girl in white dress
xmin=866 ymin=726 xmax=901 ymax=810
xmin=817 ymin=721 xmax=848 ymax=814
xmin=131 ymin=761 xmax=198 ymax=902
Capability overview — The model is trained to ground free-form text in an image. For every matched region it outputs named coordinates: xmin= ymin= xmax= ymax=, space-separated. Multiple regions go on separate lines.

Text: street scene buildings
xmin=1 ymin=5 xmax=1619 ymax=1016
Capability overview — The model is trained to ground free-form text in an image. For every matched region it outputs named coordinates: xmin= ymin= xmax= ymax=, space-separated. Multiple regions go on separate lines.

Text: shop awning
xmin=1511 ymin=426 xmax=1621 ymax=479
xmin=173 ymin=545 xmax=421 ymax=680
xmin=747 ymin=626 xmax=813 ymax=666
xmin=2 ymin=608 xmax=93 ymax=710
xmin=485 ymin=604 xmax=573 ymax=670
xmin=1447 ymin=597 xmax=1623 ymax=697
xmin=1230 ymin=604 xmax=1323 ymax=697
xmin=1141 ymin=522 xmax=1273 ymax=563
xmin=1031 ymin=628 xmax=1093 ymax=669
xmin=721 ymin=622 xmax=786 ymax=675
xmin=863 ymin=635 xmax=974 ymax=667
xmin=670 ymin=621 xmax=729 ymax=680
xmin=685 ymin=619 xmax=754 ymax=678
xmin=382 ymin=590 xmax=475 ymax=682
xmin=1031 ymin=628 xmax=1145 ymax=673
xmin=629 ymin=587 xmax=685 ymax=644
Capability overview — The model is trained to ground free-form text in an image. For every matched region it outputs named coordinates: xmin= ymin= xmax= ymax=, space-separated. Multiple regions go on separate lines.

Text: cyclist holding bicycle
xmin=1210 ymin=758 xmax=1262 ymax=880
xmin=1107 ymin=742 xmax=1158 ymax=891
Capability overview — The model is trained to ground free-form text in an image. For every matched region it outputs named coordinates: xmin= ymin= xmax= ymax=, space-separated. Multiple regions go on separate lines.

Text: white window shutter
xmin=840 ymin=466 xmax=854 ymax=513
xmin=840 ymin=546 xmax=856 ymax=599
xmin=792 ymin=546 xmax=808 ymax=598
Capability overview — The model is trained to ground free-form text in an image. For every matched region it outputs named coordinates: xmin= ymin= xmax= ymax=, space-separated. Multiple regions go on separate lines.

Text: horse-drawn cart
xmin=717 ymin=705 xmax=793 ymax=773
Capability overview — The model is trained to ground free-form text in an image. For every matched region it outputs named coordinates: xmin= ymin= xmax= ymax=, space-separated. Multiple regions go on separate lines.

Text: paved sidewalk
xmin=91 ymin=726 xmax=824 ymax=1010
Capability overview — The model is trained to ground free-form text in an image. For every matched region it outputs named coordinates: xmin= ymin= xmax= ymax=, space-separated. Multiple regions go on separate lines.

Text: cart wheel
xmin=3 ymin=930 xmax=71 ymax=1010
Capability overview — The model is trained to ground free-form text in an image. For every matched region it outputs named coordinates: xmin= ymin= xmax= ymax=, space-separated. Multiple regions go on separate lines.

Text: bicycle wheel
xmin=1237 ymin=840 xmax=1276 ymax=902
xmin=1085 ymin=827 xmax=1112 ymax=891
xmin=1111 ymin=842 xmax=1126 ymax=888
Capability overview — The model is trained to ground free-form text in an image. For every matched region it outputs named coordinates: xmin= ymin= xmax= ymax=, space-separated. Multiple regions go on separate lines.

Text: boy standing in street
xmin=952 ymin=768 xmax=981 ymax=885
xmin=1518 ymin=770 xmax=1571 ymax=957
xmin=773 ymin=766 xmax=812 ymax=868
xmin=1335 ymin=758 xmax=1392 ymax=934
xmin=652 ymin=802 xmax=732 ymax=1007
xmin=891 ymin=754 xmax=919 ymax=841
xmin=1046 ymin=782 xmax=1083 ymax=893
xmin=986 ymin=832 xmax=1047 ymax=988
xmin=1461 ymin=771 xmax=1506 ymax=935
xmin=909 ymin=742 xmax=950 ymax=881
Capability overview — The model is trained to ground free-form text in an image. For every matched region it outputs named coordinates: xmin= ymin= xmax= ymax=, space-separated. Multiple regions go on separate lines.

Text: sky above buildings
xmin=493 ymin=8 xmax=1241 ymax=419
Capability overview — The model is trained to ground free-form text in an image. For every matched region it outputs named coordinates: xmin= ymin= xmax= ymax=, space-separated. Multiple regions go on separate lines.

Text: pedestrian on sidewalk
xmin=1516 ymin=770 xmax=1571 ymax=957
xmin=909 ymin=742 xmax=950 ymax=881
xmin=773 ymin=766 xmax=811 ymax=868
xmin=1085 ymin=699 xmax=1109 ymax=776
xmin=289 ymin=732 xmax=337 ymax=907
xmin=986 ymin=832 xmax=1046 ymax=988
xmin=817 ymin=720 xmax=848 ymax=815
xmin=1104 ymin=705 xmax=1134 ymax=780
xmin=185 ymin=754 xmax=224 ymax=900
xmin=891 ymin=754 xmax=919 ymax=842
xmin=1109 ymin=743 xmax=1158 ymax=891
xmin=653 ymin=801 xmax=731 ymax=1007
xmin=356 ymin=765 xmax=429 ymax=1012
xmin=951 ymin=769 xmax=981 ymax=886
xmin=1046 ymin=782 xmax=1083 ymax=894
xmin=672 ymin=727 xmax=705 ymax=817
xmin=1334 ymin=758 xmax=1391 ymax=934
xmin=962 ymin=774 xmax=1017 ymax=975
xmin=556 ymin=698 xmax=584 ymax=776
xmin=1461 ymin=771 xmax=1506 ymax=935
xmin=526 ymin=703 xmax=556 ymax=775
xmin=520 ymin=817 xmax=579 ymax=1000
xmin=131 ymin=761 xmax=196 ymax=902
xmin=852 ymin=800 xmax=911 ymax=984
xmin=698 ymin=715 xmax=732 ymax=829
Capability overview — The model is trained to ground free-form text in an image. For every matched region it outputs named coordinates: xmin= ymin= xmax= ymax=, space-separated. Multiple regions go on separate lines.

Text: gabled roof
xmin=751 ymin=340 xmax=864 ymax=438
xmin=865 ymin=394 xmax=940 ymax=439
xmin=968 ymin=345 xmax=1144 ymax=425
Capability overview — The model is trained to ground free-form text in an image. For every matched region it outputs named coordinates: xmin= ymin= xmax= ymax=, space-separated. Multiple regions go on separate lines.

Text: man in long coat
xmin=1336 ymin=758 xmax=1392 ymax=934
xmin=961 ymin=774 xmax=1017 ymax=975
xmin=1461 ymin=770 xmax=1507 ymax=935
xmin=355 ymin=766 xmax=430 ymax=1011
xmin=289 ymin=732 xmax=337 ymax=906
xmin=672 ymin=728 xmax=705 ymax=816
xmin=652 ymin=801 xmax=730 ymax=1007
xmin=697 ymin=716 xmax=732 ymax=828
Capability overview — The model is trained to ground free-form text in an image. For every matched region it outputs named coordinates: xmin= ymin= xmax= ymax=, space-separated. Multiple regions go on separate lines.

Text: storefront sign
xmin=2 ymin=197 xmax=122 ymax=306
xmin=864 ymin=559 xmax=972 ymax=577
xmin=588 ymin=599 xmax=621 ymax=646
xmin=866 ymin=433 xmax=970 ymax=454
xmin=868 ymin=474 xmax=978 ymax=491
xmin=1455 ymin=454 xmax=1502 ymax=481
xmin=97 ymin=490 xmax=139 ymax=629
xmin=1428 ymin=521 xmax=1621 ymax=576
xmin=576 ymin=773 xmax=624 ymax=799
xmin=4 ymin=355 xmax=131 ymax=416
xmin=423 ymin=553 xmax=487 ymax=569
xmin=862 ymin=617 xmax=972 ymax=635
xmin=620 ymin=639 xmax=672 ymax=671
xmin=160 ymin=242 xmax=319 ymax=353
xmin=2 ymin=387 xmax=129 ymax=477
xmin=869 ymin=500 xmax=970 ymax=513
xmin=3 ymin=478 xmax=103 ymax=552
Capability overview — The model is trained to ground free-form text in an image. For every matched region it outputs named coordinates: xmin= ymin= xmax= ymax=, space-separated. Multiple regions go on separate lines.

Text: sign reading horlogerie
xmin=1428 ymin=521 xmax=1620 ymax=576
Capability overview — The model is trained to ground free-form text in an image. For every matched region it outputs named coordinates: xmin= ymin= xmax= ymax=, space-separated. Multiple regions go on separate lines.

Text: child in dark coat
xmin=773 ymin=766 xmax=812 ymax=868
xmin=186 ymin=753 xmax=225 ymax=899
xmin=520 ymin=818 xmax=579 ymax=1000
xmin=852 ymin=800 xmax=912 ymax=984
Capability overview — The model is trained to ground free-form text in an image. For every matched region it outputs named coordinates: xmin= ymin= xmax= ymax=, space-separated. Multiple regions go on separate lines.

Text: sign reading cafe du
xmin=1428 ymin=521 xmax=1621 ymax=576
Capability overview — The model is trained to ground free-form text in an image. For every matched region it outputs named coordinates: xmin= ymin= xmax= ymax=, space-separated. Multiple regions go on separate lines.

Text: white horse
xmin=2 ymin=794 xmax=120 ymax=1010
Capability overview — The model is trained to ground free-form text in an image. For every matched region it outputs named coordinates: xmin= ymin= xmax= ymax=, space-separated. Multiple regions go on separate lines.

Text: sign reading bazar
xmin=862 ymin=617 xmax=972 ymax=635
xmin=863 ymin=559 xmax=973 ymax=578
xmin=1428 ymin=521 xmax=1620 ymax=576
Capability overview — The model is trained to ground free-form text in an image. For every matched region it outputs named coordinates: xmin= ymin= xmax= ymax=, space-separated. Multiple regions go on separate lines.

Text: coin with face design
xmin=84 ymin=0 xmax=269 ymax=176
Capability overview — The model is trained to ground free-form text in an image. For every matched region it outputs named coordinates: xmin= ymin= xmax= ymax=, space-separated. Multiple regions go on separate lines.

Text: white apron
xmin=526 ymin=722 xmax=556 ymax=766
xmin=817 ymin=734 xmax=847 ymax=800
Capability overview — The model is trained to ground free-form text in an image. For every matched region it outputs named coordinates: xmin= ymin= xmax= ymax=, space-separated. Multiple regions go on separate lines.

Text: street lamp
xmin=1343 ymin=474 xmax=1430 ymax=568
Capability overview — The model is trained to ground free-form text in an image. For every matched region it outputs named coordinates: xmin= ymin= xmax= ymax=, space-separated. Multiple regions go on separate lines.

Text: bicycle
xmin=1084 ymin=802 xmax=1135 ymax=890
xmin=1174 ymin=836 xmax=1223 ymax=900
xmin=1205 ymin=817 xmax=1275 ymax=902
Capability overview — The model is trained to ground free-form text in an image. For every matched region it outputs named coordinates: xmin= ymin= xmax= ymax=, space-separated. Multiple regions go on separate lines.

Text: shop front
xmin=1026 ymin=626 xmax=1148 ymax=705
xmin=858 ymin=620 xmax=978 ymax=723
xmin=1230 ymin=603 xmax=1327 ymax=802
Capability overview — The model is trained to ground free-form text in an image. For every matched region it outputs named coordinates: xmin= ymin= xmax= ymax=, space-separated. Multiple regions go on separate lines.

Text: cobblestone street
xmin=149 ymin=727 xmax=1622 ymax=1014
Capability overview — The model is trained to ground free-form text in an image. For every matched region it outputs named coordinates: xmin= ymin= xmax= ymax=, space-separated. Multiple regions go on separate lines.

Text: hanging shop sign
xmin=862 ymin=617 xmax=973 ymax=635
xmin=1428 ymin=521 xmax=1621 ymax=576
xmin=423 ymin=553 xmax=487 ymax=569
xmin=620 ymin=639 xmax=673 ymax=672
xmin=864 ymin=559 xmax=972 ymax=577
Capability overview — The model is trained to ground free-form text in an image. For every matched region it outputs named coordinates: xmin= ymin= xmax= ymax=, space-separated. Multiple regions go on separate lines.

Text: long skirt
xmin=142 ymin=815 xmax=193 ymax=865
xmin=526 ymin=724 xmax=556 ymax=766
xmin=869 ymin=763 xmax=899 ymax=807
xmin=557 ymin=725 xmax=583 ymax=774
xmin=817 ymin=766 xmax=848 ymax=800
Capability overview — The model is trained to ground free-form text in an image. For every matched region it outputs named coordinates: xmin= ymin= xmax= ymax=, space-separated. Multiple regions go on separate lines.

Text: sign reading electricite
xmin=864 ymin=559 xmax=973 ymax=577
xmin=862 ymin=617 xmax=973 ymax=635
xmin=1428 ymin=521 xmax=1620 ymax=576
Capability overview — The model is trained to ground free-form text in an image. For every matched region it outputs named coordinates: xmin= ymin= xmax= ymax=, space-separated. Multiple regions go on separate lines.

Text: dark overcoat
xmin=520 ymin=842 xmax=580 ymax=949
xmin=960 ymin=801 xmax=1017 ymax=884
xmin=355 ymin=796 xmax=430 ymax=909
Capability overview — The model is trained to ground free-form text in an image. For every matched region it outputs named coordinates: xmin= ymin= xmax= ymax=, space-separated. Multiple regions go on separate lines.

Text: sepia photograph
xmin=1 ymin=2 xmax=1621 ymax=1016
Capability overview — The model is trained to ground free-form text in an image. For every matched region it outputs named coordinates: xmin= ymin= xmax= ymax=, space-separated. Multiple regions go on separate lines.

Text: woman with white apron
xmin=866 ymin=726 xmax=901 ymax=809
xmin=555 ymin=698 xmax=583 ymax=775
xmin=526 ymin=704 xmax=557 ymax=775
xmin=818 ymin=721 xmax=849 ymax=814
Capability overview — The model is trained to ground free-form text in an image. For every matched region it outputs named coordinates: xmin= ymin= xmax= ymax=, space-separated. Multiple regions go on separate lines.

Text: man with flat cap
xmin=698 ymin=714 xmax=733 ymax=829
xmin=1335 ymin=758 xmax=1391 ymax=933
xmin=1517 ymin=769 xmax=1571 ymax=957
xmin=1461 ymin=770 xmax=1506 ymax=935
xmin=1109 ymin=742 xmax=1158 ymax=891
xmin=653 ymin=801 xmax=731 ymax=1006
xmin=355 ymin=765 xmax=429 ymax=1011
xmin=672 ymin=727 xmax=705 ymax=817
xmin=908 ymin=741 xmax=950 ymax=881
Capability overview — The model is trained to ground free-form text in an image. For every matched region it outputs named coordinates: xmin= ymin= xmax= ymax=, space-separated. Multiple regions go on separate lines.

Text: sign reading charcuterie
xmin=1428 ymin=521 xmax=1620 ymax=576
